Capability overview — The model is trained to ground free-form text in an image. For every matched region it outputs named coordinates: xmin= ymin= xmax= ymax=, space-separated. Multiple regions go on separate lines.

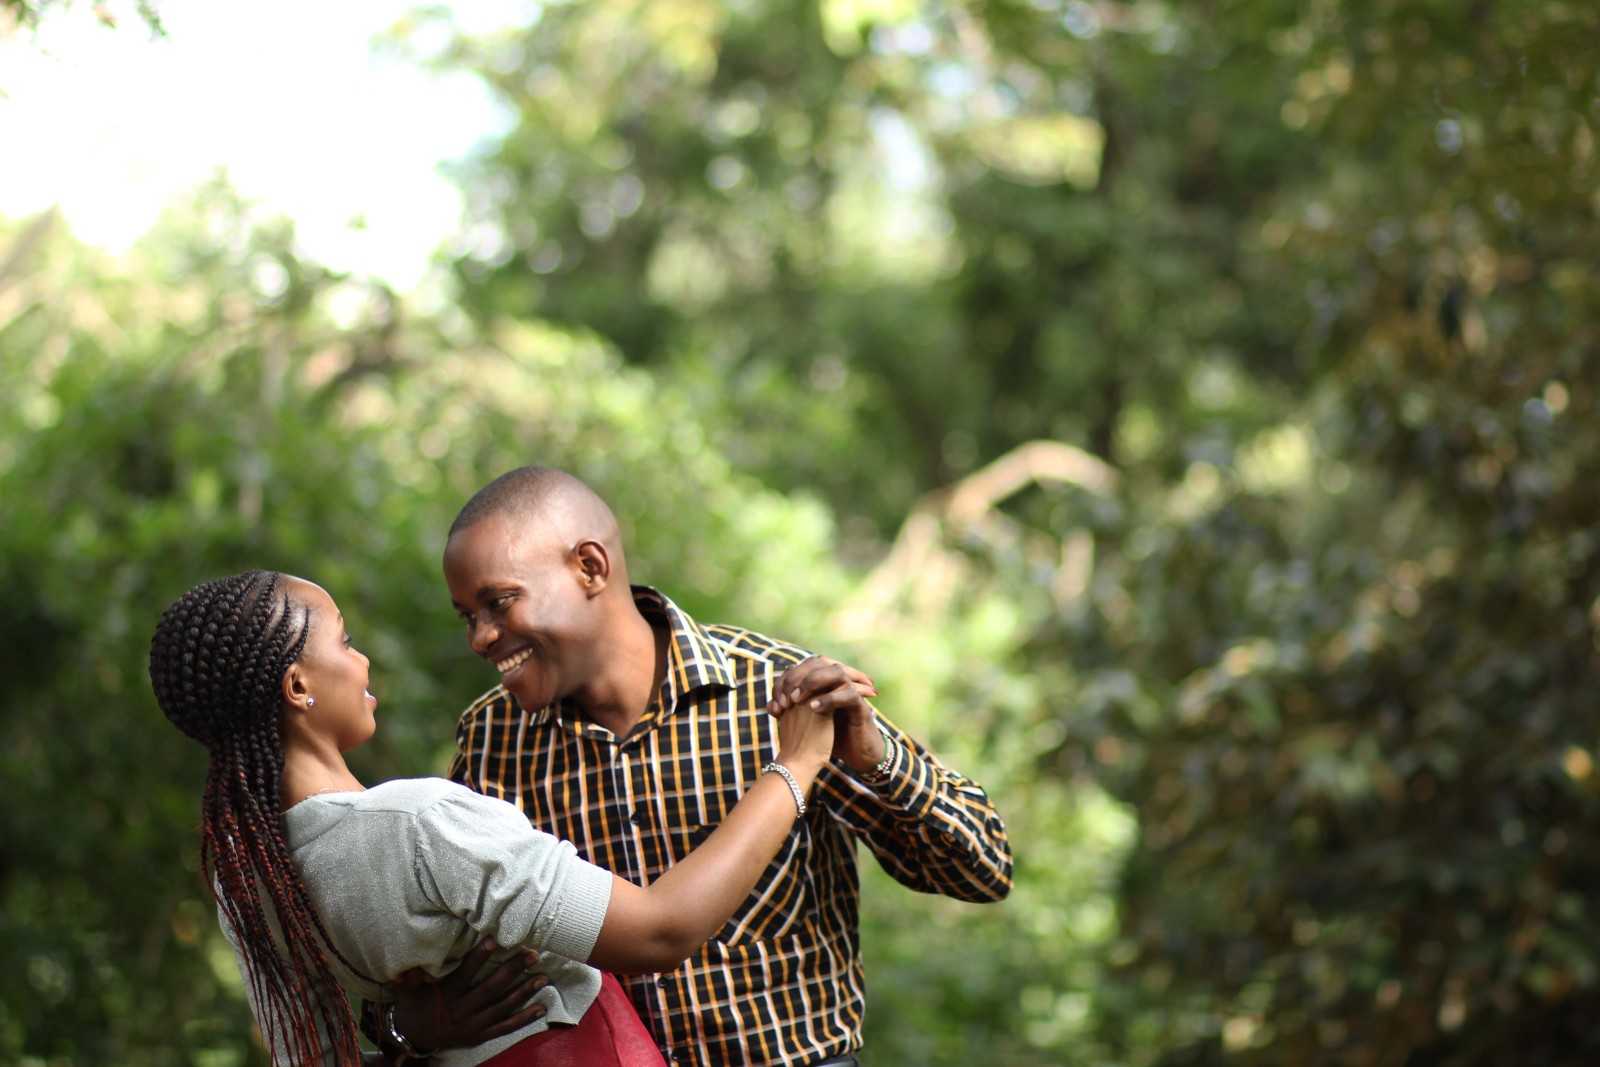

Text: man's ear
xmin=573 ymin=539 xmax=611 ymax=598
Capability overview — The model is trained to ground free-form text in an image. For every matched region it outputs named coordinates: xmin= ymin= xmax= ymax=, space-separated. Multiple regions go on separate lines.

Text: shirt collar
xmin=631 ymin=585 xmax=737 ymax=699
xmin=527 ymin=586 xmax=734 ymax=733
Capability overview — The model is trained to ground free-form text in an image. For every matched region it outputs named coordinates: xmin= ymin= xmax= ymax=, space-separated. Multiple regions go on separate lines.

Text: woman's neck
xmin=279 ymin=741 xmax=365 ymax=810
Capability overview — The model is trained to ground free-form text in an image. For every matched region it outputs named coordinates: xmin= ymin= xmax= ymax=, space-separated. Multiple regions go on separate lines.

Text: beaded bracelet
xmin=762 ymin=761 xmax=807 ymax=816
xmin=857 ymin=726 xmax=897 ymax=786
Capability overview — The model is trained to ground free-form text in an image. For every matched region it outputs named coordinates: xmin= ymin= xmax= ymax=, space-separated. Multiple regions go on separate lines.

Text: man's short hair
xmin=450 ymin=466 xmax=566 ymax=537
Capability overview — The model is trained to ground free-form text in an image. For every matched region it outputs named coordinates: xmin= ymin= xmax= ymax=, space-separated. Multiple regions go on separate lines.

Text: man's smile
xmin=496 ymin=647 xmax=534 ymax=674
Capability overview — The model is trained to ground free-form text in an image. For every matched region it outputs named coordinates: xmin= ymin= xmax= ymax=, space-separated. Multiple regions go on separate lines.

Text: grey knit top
xmin=225 ymin=777 xmax=615 ymax=1066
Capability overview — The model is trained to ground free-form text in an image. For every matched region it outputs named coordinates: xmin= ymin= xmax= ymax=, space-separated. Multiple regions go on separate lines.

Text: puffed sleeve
xmin=409 ymin=788 xmax=614 ymax=963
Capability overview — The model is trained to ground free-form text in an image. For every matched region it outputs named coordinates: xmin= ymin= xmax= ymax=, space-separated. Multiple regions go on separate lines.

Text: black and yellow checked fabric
xmin=448 ymin=587 xmax=1013 ymax=1066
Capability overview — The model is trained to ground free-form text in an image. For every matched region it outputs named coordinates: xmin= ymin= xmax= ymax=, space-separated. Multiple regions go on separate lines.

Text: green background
xmin=3 ymin=0 xmax=1599 ymax=1063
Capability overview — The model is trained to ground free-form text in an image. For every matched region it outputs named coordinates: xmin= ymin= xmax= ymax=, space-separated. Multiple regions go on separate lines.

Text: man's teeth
xmin=496 ymin=648 xmax=533 ymax=674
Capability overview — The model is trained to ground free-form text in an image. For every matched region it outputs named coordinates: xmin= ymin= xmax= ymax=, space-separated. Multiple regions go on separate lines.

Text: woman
xmin=149 ymin=570 xmax=862 ymax=1066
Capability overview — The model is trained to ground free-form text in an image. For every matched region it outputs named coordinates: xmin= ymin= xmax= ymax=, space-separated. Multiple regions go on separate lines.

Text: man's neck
xmin=576 ymin=609 xmax=670 ymax=740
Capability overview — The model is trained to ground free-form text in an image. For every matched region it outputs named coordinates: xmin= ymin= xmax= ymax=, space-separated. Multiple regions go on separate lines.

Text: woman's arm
xmin=586 ymin=764 xmax=814 ymax=972
xmin=584 ymin=663 xmax=858 ymax=972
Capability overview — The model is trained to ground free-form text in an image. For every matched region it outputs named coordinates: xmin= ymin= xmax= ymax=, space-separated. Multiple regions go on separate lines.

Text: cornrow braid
xmin=150 ymin=570 xmax=364 ymax=1065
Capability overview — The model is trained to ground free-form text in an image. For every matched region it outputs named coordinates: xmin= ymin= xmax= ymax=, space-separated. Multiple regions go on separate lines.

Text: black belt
xmin=809 ymin=1056 xmax=860 ymax=1067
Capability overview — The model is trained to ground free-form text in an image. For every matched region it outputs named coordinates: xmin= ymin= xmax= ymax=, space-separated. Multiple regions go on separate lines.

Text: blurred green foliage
xmin=3 ymin=0 xmax=1600 ymax=1064
xmin=0 ymin=0 xmax=161 ymax=35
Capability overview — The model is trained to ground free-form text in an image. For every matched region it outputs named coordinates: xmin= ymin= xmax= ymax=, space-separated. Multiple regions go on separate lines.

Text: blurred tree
xmin=5 ymin=0 xmax=1599 ymax=1063
xmin=835 ymin=439 xmax=1134 ymax=1064
xmin=1020 ymin=3 xmax=1600 ymax=1064
xmin=407 ymin=0 xmax=1314 ymax=539
xmin=0 ymin=0 xmax=161 ymax=35
xmin=395 ymin=0 xmax=1600 ymax=1062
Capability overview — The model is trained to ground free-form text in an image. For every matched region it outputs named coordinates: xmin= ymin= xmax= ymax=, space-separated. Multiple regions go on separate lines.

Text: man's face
xmin=443 ymin=512 xmax=591 ymax=711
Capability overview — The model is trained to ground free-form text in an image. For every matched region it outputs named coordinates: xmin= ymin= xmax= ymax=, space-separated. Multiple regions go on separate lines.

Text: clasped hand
xmin=766 ymin=655 xmax=883 ymax=773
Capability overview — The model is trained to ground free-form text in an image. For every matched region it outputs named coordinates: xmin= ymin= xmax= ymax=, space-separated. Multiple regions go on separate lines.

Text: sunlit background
xmin=0 ymin=0 xmax=516 ymax=290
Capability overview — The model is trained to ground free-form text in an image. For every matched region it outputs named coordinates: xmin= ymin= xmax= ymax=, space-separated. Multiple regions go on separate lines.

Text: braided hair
xmin=149 ymin=570 xmax=363 ymax=1065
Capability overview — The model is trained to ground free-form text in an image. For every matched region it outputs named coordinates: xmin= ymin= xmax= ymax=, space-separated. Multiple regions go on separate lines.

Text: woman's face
xmin=282 ymin=576 xmax=378 ymax=752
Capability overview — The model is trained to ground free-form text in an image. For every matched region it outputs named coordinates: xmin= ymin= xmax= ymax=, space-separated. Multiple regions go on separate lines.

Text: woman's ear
xmin=573 ymin=539 xmax=611 ymax=598
xmin=281 ymin=662 xmax=313 ymax=715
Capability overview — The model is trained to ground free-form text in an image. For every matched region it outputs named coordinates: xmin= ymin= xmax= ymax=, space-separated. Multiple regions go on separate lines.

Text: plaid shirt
xmin=447 ymin=587 xmax=1012 ymax=1066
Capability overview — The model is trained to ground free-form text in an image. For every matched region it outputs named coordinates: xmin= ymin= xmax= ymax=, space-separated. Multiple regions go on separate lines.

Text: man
xmin=389 ymin=466 xmax=1011 ymax=1066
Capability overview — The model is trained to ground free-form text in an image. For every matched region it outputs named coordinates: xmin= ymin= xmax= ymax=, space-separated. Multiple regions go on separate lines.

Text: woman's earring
xmin=307 ymin=697 xmax=316 ymax=708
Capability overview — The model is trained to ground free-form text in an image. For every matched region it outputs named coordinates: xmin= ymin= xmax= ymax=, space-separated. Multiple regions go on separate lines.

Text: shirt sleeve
xmin=409 ymin=788 xmax=615 ymax=963
xmin=446 ymin=742 xmax=472 ymax=790
xmin=814 ymin=709 xmax=1014 ymax=902
xmin=448 ymin=687 xmax=514 ymax=793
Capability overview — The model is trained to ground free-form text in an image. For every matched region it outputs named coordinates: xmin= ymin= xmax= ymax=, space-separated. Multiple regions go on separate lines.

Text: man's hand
xmin=389 ymin=939 xmax=549 ymax=1053
xmin=767 ymin=656 xmax=883 ymax=772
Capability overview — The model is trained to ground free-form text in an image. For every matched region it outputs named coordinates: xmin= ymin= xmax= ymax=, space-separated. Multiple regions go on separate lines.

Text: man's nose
xmin=469 ymin=616 xmax=499 ymax=656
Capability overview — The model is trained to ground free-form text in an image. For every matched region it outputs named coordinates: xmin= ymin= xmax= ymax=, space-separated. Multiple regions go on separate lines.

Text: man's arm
xmin=771 ymin=658 xmax=1014 ymax=902
xmin=359 ymin=939 xmax=550 ymax=1062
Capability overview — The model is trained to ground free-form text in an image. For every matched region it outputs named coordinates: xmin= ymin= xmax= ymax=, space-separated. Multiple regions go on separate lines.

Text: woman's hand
xmin=767 ymin=656 xmax=882 ymax=773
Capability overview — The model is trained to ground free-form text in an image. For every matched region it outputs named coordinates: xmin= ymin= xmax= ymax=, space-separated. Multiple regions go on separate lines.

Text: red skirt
xmin=480 ymin=973 xmax=666 ymax=1067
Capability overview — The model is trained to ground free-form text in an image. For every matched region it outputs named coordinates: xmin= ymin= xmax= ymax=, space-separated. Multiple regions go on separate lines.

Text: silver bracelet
xmin=762 ymin=761 xmax=807 ymax=816
xmin=384 ymin=1001 xmax=429 ymax=1059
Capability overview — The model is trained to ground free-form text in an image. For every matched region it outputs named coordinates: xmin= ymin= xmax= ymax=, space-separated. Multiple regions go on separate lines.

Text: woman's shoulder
xmin=359 ymin=777 xmax=481 ymax=813
xmin=288 ymin=780 xmax=534 ymax=860
xmin=359 ymin=778 xmax=536 ymax=837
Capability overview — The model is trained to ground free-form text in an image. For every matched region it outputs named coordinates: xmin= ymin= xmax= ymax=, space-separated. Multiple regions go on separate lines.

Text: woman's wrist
xmin=762 ymin=761 xmax=809 ymax=816
xmin=771 ymin=748 xmax=826 ymax=779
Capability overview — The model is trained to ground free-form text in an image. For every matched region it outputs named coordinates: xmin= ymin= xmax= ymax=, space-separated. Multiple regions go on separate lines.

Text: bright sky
xmin=0 ymin=0 xmax=522 ymax=292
